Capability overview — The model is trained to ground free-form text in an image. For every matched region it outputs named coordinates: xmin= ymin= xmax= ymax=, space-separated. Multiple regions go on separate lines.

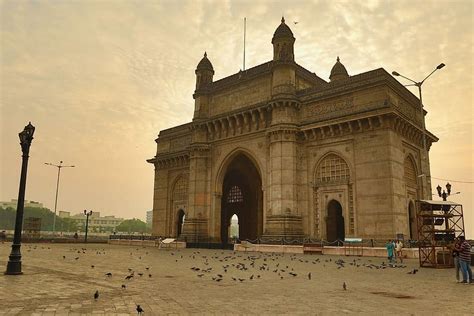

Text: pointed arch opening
xmin=177 ymin=209 xmax=185 ymax=237
xmin=219 ymin=153 xmax=262 ymax=245
xmin=404 ymin=156 xmax=418 ymax=240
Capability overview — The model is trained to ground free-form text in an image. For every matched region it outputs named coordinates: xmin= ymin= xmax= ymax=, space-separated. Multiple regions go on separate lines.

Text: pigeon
xmin=63 ymin=256 xmax=66 ymax=259
xmin=121 ymin=284 xmax=126 ymax=289
xmin=105 ymin=272 xmax=112 ymax=277
xmin=197 ymin=274 xmax=204 ymax=277
xmin=148 ymin=274 xmax=152 ymax=278
xmin=136 ymin=304 xmax=144 ymax=315
xmin=343 ymin=282 xmax=347 ymax=290
xmin=91 ymin=265 xmax=95 ymax=269
xmin=125 ymin=275 xmax=133 ymax=280
xmin=308 ymin=272 xmax=312 ymax=280
xmin=94 ymin=290 xmax=99 ymax=300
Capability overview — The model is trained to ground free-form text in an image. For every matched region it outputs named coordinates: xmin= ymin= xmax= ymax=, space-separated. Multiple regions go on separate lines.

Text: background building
xmin=59 ymin=211 xmax=124 ymax=233
xmin=146 ymin=210 xmax=153 ymax=228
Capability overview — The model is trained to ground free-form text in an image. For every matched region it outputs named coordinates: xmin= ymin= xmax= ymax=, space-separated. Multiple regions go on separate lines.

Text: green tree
xmin=115 ymin=218 xmax=148 ymax=233
xmin=0 ymin=206 xmax=74 ymax=231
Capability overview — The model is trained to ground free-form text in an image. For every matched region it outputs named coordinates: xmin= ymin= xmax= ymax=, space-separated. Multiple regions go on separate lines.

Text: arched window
xmin=316 ymin=154 xmax=350 ymax=183
xmin=173 ymin=175 xmax=188 ymax=202
xmin=404 ymin=157 xmax=417 ymax=188
xmin=227 ymin=186 xmax=243 ymax=203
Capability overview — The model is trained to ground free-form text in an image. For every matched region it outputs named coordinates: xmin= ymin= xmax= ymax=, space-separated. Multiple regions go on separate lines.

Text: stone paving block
xmin=1 ymin=243 xmax=472 ymax=315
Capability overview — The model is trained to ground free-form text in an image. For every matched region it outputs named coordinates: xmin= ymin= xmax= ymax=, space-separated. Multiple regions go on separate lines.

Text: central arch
xmin=220 ymin=153 xmax=263 ymax=245
xmin=326 ymin=200 xmax=345 ymax=242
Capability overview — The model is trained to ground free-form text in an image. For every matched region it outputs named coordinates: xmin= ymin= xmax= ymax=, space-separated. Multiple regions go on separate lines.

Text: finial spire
xmin=337 ymin=56 xmax=340 ymax=62
xmin=281 ymin=16 xmax=285 ymax=23
xmin=204 ymin=51 xmax=207 ymax=58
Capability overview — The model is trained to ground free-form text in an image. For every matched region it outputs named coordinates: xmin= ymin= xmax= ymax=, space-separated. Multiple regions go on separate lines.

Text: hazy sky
xmin=1 ymin=0 xmax=473 ymax=236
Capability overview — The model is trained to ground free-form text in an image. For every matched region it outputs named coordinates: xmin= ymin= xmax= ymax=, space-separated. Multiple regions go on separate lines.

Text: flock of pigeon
xmin=22 ymin=244 xmax=420 ymax=314
xmin=177 ymin=250 xmax=415 ymax=290
xmin=60 ymin=246 xmax=148 ymax=315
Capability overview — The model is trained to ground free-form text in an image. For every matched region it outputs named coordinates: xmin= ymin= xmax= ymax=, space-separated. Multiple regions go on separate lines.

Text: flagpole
xmin=243 ymin=17 xmax=246 ymax=71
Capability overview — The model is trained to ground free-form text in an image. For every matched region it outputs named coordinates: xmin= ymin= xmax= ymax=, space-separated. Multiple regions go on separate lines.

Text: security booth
xmin=416 ymin=200 xmax=464 ymax=268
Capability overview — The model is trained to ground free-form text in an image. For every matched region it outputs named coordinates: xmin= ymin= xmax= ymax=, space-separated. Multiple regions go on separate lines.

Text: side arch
xmin=312 ymin=151 xmax=354 ymax=239
xmin=403 ymin=154 xmax=419 ymax=188
xmin=169 ymin=173 xmax=189 ymax=237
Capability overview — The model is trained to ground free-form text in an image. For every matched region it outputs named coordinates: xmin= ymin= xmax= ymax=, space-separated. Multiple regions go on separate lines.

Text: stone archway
xmin=176 ymin=209 xmax=185 ymax=238
xmin=408 ymin=201 xmax=417 ymax=240
xmin=220 ymin=154 xmax=262 ymax=245
xmin=326 ymin=200 xmax=345 ymax=242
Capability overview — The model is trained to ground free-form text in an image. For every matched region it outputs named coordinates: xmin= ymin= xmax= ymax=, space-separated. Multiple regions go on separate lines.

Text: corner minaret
xmin=271 ymin=17 xmax=297 ymax=98
xmin=272 ymin=17 xmax=295 ymax=62
xmin=193 ymin=52 xmax=214 ymax=120
xmin=195 ymin=52 xmax=214 ymax=90
xmin=329 ymin=56 xmax=349 ymax=81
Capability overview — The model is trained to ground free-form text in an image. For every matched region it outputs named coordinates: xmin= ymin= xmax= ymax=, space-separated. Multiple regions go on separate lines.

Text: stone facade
xmin=148 ymin=18 xmax=438 ymax=243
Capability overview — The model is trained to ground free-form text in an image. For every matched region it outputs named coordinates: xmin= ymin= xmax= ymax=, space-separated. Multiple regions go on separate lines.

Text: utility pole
xmin=45 ymin=161 xmax=75 ymax=236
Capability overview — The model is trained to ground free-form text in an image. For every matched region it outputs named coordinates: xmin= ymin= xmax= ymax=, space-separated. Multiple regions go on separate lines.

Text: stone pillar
xmin=151 ymin=168 xmax=169 ymax=236
xmin=263 ymin=101 xmax=304 ymax=239
xmin=180 ymin=143 xmax=210 ymax=243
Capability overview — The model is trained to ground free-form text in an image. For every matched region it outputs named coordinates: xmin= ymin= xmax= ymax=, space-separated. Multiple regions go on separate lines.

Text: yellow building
xmin=148 ymin=18 xmax=437 ymax=244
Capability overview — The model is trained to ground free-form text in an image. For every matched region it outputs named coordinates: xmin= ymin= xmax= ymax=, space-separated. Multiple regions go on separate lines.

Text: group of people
xmin=385 ymin=239 xmax=404 ymax=263
xmin=452 ymin=236 xmax=473 ymax=284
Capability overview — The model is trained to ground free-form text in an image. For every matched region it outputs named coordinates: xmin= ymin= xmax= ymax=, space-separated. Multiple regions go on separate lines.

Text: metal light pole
xmin=392 ymin=63 xmax=445 ymax=199
xmin=84 ymin=210 xmax=93 ymax=243
xmin=45 ymin=161 xmax=75 ymax=236
xmin=5 ymin=122 xmax=35 ymax=275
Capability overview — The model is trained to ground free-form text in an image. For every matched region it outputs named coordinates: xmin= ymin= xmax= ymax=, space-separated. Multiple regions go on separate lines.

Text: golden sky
xmin=1 ymin=0 xmax=473 ymax=237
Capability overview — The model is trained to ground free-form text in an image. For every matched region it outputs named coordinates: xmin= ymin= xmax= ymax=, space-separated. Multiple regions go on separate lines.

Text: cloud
xmin=1 ymin=0 xmax=472 ymax=234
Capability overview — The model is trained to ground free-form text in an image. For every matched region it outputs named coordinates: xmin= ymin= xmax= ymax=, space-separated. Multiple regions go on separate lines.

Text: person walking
xmin=455 ymin=236 xmax=472 ymax=284
xmin=396 ymin=240 xmax=404 ymax=263
xmin=386 ymin=240 xmax=395 ymax=263
xmin=451 ymin=238 xmax=461 ymax=282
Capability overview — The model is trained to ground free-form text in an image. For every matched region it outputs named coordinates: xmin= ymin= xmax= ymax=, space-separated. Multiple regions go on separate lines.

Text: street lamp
xmin=84 ymin=210 xmax=93 ymax=243
xmin=5 ymin=122 xmax=35 ymax=275
xmin=392 ymin=63 xmax=445 ymax=199
xmin=436 ymin=182 xmax=458 ymax=201
xmin=45 ymin=161 xmax=75 ymax=236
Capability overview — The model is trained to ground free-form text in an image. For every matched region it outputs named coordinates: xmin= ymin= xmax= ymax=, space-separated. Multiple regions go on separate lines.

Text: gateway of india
xmin=148 ymin=18 xmax=437 ymax=245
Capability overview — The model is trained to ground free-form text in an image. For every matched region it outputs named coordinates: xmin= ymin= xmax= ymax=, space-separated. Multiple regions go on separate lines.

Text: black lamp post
xmin=5 ymin=122 xmax=35 ymax=275
xmin=437 ymin=182 xmax=454 ymax=201
xmin=84 ymin=210 xmax=93 ymax=243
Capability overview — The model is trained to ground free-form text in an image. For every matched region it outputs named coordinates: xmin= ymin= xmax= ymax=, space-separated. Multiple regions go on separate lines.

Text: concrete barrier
xmin=108 ymin=239 xmax=186 ymax=249
xmin=234 ymin=243 xmax=419 ymax=259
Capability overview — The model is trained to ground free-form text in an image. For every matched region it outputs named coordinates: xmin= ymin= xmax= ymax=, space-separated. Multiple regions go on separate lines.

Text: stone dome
xmin=196 ymin=52 xmax=214 ymax=72
xmin=272 ymin=17 xmax=294 ymax=43
xmin=329 ymin=56 xmax=349 ymax=81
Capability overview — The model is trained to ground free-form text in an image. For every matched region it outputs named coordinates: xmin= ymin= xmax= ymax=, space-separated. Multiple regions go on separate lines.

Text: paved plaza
xmin=0 ymin=243 xmax=471 ymax=315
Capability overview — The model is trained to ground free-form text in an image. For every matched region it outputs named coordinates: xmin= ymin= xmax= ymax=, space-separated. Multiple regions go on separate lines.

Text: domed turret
xmin=196 ymin=52 xmax=214 ymax=72
xmin=329 ymin=56 xmax=349 ymax=82
xmin=272 ymin=17 xmax=294 ymax=42
xmin=272 ymin=17 xmax=295 ymax=62
xmin=195 ymin=52 xmax=214 ymax=90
